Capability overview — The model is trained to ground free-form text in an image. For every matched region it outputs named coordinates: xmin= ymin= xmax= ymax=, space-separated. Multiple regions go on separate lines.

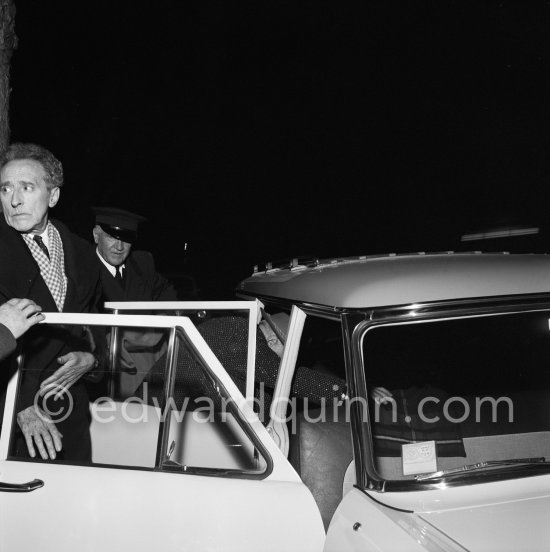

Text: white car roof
xmin=237 ymin=252 xmax=550 ymax=309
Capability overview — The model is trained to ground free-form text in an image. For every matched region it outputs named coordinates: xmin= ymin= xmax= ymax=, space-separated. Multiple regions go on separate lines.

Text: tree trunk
xmin=0 ymin=0 xmax=16 ymax=154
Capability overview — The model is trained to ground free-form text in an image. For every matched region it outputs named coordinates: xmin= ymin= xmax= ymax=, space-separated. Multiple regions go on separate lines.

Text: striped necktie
xmin=34 ymin=235 xmax=50 ymax=260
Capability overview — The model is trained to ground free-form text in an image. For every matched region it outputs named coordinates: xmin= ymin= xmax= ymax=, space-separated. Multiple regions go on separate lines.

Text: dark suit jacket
xmin=0 ymin=216 xmax=102 ymax=461
xmin=0 ymin=324 xmax=16 ymax=362
xmin=97 ymin=249 xmax=176 ymax=305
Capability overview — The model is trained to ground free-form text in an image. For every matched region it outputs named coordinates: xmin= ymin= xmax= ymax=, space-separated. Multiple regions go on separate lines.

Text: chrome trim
xmin=156 ymin=327 xmax=178 ymax=467
xmin=107 ymin=308 xmax=120 ymax=397
xmin=234 ymin=292 xmax=344 ymax=320
xmin=157 ymin=328 xmax=274 ymax=480
xmin=0 ymin=478 xmax=44 ymax=493
xmin=342 ymin=314 xmax=367 ymax=490
xmin=351 ymin=299 xmax=550 ymax=492
xmin=236 ymin=291 xmax=550 ymax=320
xmin=367 ymin=293 xmax=550 ymax=321
xmin=249 ymin=251 xmax=493 ymax=277
xmin=253 ymin=256 xmax=320 ymax=273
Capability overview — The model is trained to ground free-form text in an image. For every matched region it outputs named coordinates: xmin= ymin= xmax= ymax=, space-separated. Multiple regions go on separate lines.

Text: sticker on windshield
xmin=402 ymin=440 xmax=437 ymax=475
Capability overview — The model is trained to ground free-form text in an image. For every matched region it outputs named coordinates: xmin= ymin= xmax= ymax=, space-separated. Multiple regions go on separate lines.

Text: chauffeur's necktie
xmin=33 ymin=234 xmax=50 ymax=260
xmin=115 ymin=265 xmax=124 ymax=283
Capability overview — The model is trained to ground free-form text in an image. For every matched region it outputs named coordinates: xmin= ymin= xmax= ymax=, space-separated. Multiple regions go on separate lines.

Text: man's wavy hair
xmin=0 ymin=143 xmax=64 ymax=189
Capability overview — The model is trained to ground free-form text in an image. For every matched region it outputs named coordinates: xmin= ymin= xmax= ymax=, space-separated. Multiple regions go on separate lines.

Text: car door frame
xmin=0 ymin=311 xmax=325 ymax=552
xmin=104 ymin=300 xmax=263 ymax=403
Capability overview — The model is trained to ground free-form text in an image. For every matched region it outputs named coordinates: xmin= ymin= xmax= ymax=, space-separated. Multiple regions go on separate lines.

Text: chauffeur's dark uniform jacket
xmin=95 ymin=250 xmax=177 ymax=397
xmin=0 ymin=324 xmax=16 ymax=362
xmin=97 ymin=250 xmax=177 ymax=304
xmin=0 ymin=216 xmax=102 ymax=461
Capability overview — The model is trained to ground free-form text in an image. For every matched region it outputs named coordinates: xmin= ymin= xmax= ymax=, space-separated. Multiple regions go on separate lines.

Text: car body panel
xmin=419 ymin=494 xmax=550 ymax=552
xmin=0 ymin=461 xmax=325 ymax=552
xmin=238 ymin=253 xmax=550 ymax=308
xmin=326 ymin=479 xmax=550 ymax=552
xmin=325 ymin=488 xmax=466 ymax=552
xmin=0 ymin=313 xmax=325 ymax=552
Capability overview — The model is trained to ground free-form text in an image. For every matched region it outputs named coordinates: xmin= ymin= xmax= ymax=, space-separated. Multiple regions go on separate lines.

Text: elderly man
xmin=92 ymin=206 xmax=176 ymax=303
xmin=91 ymin=207 xmax=176 ymax=396
xmin=0 ymin=299 xmax=44 ymax=361
xmin=0 ymin=142 xmax=102 ymax=462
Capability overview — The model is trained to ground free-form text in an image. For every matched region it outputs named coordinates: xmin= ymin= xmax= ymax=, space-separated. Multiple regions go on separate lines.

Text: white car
xmin=2 ymin=252 xmax=550 ymax=551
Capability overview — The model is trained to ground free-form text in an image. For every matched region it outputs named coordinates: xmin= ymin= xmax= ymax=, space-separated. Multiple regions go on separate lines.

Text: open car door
xmin=0 ymin=312 xmax=324 ymax=552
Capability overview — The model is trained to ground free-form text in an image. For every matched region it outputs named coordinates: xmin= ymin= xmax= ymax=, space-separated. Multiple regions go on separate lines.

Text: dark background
xmin=7 ymin=0 xmax=550 ymax=297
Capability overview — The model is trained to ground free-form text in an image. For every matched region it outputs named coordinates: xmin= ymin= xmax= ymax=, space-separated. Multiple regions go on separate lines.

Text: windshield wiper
xmin=415 ymin=457 xmax=548 ymax=481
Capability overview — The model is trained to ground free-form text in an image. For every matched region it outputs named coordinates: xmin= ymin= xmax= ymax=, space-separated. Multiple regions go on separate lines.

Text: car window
xmin=361 ymin=310 xmax=550 ymax=482
xmin=103 ymin=302 xmax=263 ymax=406
xmin=7 ymin=319 xmax=268 ymax=477
xmin=287 ymin=314 xmax=352 ymax=529
xmin=296 ymin=315 xmax=346 ymax=382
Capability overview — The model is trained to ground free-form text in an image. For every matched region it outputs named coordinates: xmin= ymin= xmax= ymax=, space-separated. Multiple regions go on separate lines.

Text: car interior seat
xmin=289 ymin=403 xmax=353 ymax=531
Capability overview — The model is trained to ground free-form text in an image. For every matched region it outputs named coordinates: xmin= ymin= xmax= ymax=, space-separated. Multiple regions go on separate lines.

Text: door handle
xmin=0 ymin=478 xmax=44 ymax=492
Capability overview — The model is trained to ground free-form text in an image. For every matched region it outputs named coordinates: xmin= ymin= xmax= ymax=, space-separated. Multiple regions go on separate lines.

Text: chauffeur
xmin=92 ymin=207 xmax=176 ymax=304
xmin=92 ymin=207 xmax=177 ymax=397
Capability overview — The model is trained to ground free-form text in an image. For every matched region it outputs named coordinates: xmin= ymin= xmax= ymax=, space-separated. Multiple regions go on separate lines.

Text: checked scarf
xmin=23 ymin=222 xmax=67 ymax=311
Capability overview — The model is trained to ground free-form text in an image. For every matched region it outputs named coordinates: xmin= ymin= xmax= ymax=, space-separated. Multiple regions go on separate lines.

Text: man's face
xmin=93 ymin=225 xmax=132 ymax=267
xmin=0 ymin=159 xmax=60 ymax=233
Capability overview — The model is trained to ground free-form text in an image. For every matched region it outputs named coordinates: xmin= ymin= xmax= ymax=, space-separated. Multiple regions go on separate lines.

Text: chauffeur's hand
xmin=17 ymin=405 xmax=63 ymax=460
xmin=0 ymin=298 xmax=44 ymax=339
xmin=39 ymin=351 xmax=96 ymax=399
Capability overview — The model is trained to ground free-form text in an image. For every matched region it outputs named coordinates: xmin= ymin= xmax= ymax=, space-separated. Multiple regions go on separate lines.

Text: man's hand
xmin=0 ymin=298 xmax=44 ymax=339
xmin=39 ymin=351 xmax=96 ymax=399
xmin=259 ymin=320 xmax=284 ymax=358
xmin=370 ymin=386 xmax=394 ymax=405
xmin=16 ymin=405 xmax=63 ymax=460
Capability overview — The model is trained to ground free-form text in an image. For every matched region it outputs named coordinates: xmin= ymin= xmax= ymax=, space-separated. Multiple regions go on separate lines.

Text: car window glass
xmin=362 ymin=310 xmax=550 ymax=482
xmin=160 ymin=329 xmax=268 ymax=474
xmin=8 ymin=320 xmax=268 ymax=476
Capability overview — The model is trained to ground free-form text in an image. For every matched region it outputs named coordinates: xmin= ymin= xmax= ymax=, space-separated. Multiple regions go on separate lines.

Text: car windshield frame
xmin=346 ymin=296 xmax=550 ymax=493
